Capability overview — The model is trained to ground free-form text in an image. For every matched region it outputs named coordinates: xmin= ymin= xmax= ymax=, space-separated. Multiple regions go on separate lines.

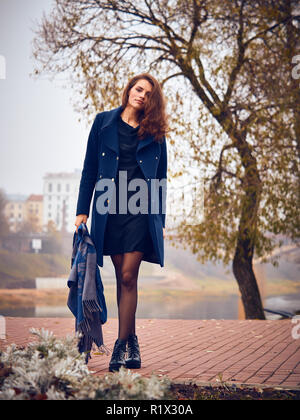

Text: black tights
xmin=110 ymin=251 xmax=144 ymax=341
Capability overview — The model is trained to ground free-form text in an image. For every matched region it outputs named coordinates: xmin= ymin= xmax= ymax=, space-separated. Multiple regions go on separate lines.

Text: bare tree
xmin=32 ymin=0 xmax=300 ymax=319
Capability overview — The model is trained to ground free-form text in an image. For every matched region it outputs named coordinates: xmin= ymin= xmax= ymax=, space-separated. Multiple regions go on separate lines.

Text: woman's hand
xmin=75 ymin=214 xmax=88 ymax=233
xmin=163 ymin=228 xmax=166 ymax=239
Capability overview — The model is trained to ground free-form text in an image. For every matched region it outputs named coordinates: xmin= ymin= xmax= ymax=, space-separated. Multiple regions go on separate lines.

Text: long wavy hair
xmin=121 ymin=73 xmax=169 ymax=143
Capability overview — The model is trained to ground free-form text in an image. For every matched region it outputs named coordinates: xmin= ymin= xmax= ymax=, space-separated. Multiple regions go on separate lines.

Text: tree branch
xmin=222 ymin=0 xmax=246 ymax=108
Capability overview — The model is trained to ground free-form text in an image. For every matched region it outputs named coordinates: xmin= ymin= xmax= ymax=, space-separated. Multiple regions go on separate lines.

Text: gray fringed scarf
xmin=67 ymin=223 xmax=109 ymax=361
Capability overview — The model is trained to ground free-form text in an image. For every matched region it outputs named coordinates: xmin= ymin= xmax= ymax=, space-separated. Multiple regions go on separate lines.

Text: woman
xmin=74 ymin=73 xmax=168 ymax=372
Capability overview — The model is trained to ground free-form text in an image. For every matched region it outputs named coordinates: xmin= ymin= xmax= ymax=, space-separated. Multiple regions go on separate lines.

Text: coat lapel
xmin=100 ymin=106 xmax=155 ymax=155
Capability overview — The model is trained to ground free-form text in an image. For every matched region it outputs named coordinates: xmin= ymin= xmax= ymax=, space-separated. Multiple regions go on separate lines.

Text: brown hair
xmin=121 ymin=73 xmax=169 ymax=143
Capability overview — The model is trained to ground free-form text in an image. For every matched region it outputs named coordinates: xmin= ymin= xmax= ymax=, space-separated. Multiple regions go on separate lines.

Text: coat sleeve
xmin=156 ymin=136 xmax=168 ymax=229
xmin=76 ymin=113 xmax=103 ymax=217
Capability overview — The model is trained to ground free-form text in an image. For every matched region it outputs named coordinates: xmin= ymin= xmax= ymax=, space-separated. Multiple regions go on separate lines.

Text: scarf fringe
xmin=77 ymin=317 xmax=109 ymax=355
xmin=82 ymin=299 xmax=103 ymax=327
xmin=77 ymin=331 xmax=111 ymax=356
xmin=92 ymin=343 xmax=111 ymax=356
xmin=83 ymin=299 xmax=103 ymax=313
xmin=78 ymin=317 xmax=92 ymax=335
xmin=80 ymin=299 xmax=103 ymax=333
xmin=78 ymin=332 xmax=93 ymax=354
xmin=76 ymin=300 xmax=106 ymax=357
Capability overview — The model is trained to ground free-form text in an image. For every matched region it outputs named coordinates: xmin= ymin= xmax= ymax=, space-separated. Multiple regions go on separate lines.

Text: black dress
xmin=102 ymin=115 xmax=154 ymax=256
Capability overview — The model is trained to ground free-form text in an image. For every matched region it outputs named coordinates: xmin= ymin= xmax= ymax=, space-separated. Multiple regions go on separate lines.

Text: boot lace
xmin=127 ymin=335 xmax=140 ymax=359
xmin=111 ymin=340 xmax=127 ymax=361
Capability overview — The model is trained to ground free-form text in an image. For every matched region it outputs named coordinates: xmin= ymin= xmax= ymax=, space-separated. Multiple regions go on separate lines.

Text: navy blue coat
xmin=76 ymin=105 xmax=167 ymax=267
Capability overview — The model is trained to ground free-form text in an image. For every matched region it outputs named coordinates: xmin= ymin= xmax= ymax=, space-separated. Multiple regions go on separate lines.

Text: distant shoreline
xmin=0 ymin=281 xmax=299 ymax=310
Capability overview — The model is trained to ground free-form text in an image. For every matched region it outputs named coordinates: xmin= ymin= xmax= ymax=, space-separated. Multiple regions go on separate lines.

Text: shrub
xmin=0 ymin=328 xmax=171 ymax=400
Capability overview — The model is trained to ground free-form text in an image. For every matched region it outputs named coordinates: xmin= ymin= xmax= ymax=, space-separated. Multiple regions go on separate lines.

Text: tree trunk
xmin=233 ymin=231 xmax=265 ymax=319
xmin=232 ymin=133 xmax=265 ymax=319
xmin=182 ymin=41 xmax=268 ymax=320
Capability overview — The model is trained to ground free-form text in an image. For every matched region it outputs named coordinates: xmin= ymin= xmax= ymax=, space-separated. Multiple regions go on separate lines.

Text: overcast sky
xmin=0 ymin=0 xmax=90 ymax=197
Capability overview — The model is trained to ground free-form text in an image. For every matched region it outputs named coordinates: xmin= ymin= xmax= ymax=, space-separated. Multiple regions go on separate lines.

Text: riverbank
xmin=0 ymin=283 xmax=299 ymax=320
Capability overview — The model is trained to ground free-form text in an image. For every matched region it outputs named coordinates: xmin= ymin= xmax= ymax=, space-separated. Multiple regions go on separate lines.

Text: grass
xmin=0 ymin=249 xmax=69 ymax=288
xmin=0 ymin=288 xmax=69 ymax=310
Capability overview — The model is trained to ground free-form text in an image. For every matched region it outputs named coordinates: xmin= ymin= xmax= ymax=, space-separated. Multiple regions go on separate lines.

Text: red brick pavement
xmin=0 ymin=317 xmax=299 ymax=389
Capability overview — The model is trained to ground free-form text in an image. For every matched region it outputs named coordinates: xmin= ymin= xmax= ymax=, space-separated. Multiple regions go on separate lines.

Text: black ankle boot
xmin=109 ymin=338 xmax=127 ymax=372
xmin=125 ymin=334 xmax=141 ymax=369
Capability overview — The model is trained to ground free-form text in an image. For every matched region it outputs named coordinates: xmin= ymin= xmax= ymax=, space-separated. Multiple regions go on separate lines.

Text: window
xmin=48 ymin=183 xmax=52 ymax=193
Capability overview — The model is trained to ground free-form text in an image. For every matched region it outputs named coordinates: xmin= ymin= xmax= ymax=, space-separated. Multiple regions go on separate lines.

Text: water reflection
xmin=0 ymin=292 xmax=299 ymax=320
xmin=0 ymin=294 xmax=240 ymax=319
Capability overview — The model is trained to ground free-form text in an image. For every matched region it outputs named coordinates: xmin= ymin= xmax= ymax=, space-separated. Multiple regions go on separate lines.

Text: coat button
xmin=155 ymin=156 xmax=158 ymax=159
xmin=116 ymin=156 xmax=119 ymax=160
xmin=102 ymin=152 xmax=105 ymax=156
xmin=112 ymin=178 xmax=115 ymax=182
xmin=140 ymin=160 xmax=142 ymax=163
xmin=99 ymin=175 xmax=102 ymax=179
xmin=147 ymin=178 xmax=150 ymax=181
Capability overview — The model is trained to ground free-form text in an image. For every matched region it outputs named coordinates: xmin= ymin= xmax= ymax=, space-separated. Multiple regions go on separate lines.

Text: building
xmin=25 ymin=194 xmax=43 ymax=231
xmin=4 ymin=194 xmax=27 ymax=232
xmin=43 ymin=169 xmax=81 ymax=233
xmin=4 ymin=194 xmax=44 ymax=233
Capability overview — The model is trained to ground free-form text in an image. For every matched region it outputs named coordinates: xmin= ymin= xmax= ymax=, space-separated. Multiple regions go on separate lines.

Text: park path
xmin=0 ymin=317 xmax=299 ymax=389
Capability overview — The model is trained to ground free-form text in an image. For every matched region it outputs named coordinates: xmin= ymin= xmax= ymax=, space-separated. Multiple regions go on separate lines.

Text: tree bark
xmin=233 ymin=233 xmax=265 ymax=320
xmin=232 ymin=133 xmax=265 ymax=319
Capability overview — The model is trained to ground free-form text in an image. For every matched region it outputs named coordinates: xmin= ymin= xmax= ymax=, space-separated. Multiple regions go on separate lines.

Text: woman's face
xmin=127 ymin=79 xmax=153 ymax=111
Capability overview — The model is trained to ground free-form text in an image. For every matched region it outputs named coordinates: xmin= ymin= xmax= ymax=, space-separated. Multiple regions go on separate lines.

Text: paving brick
xmin=0 ymin=317 xmax=299 ymax=388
